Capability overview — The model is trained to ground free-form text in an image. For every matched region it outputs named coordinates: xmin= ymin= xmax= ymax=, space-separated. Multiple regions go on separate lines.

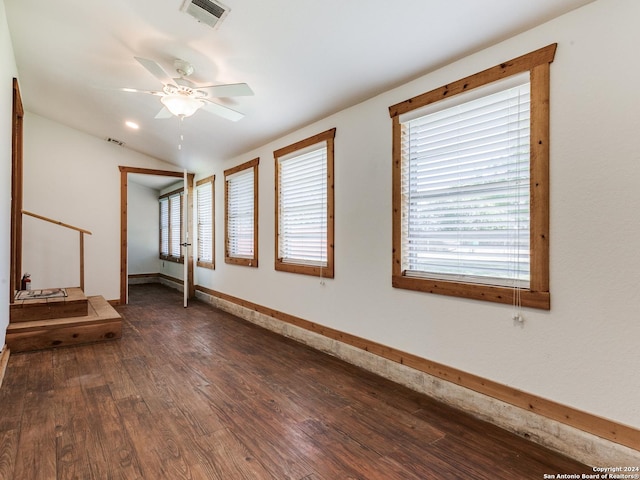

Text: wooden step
xmin=6 ymin=295 xmax=122 ymax=353
xmin=10 ymin=287 xmax=88 ymax=323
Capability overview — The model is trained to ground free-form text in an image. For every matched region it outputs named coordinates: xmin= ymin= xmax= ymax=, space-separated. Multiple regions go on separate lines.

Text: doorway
xmin=119 ymin=166 xmax=194 ymax=305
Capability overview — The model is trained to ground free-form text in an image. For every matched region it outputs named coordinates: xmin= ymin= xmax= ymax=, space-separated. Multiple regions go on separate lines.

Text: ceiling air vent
xmin=106 ymin=137 xmax=125 ymax=147
xmin=180 ymin=0 xmax=230 ymax=29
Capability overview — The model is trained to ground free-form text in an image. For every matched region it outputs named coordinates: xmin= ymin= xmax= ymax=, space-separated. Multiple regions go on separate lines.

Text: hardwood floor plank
xmin=54 ymin=385 xmax=93 ymax=480
xmin=93 ymin=342 xmax=141 ymax=401
xmin=205 ymin=427 xmax=274 ymax=480
xmin=0 ymin=429 xmax=19 ymax=480
xmin=218 ymin=398 xmax=318 ymax=479
xmin=12 ymin=389 xmax=56 ymax=479
xmin=116 ymin=395 xmax=219 ymax=480
xmin=81 ymin=384 xmax=144 ymax=479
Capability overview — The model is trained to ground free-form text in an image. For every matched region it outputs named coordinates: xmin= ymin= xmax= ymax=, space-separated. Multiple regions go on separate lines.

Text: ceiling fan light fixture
xmin=160 ymin=94 xmax=204 ymax=117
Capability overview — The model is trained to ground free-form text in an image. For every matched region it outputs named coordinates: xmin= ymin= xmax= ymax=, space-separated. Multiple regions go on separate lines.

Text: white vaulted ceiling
xmin=4 ymin=0 xmax=594 ymax=172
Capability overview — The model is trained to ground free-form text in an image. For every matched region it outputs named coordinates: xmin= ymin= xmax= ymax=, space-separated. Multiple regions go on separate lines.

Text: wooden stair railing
xmin=21 ymin=210 xmax=92 ymax=291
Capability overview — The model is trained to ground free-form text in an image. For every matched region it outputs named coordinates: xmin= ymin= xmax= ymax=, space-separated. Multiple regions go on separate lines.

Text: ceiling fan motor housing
xmin=174 ymin=59 xmax=194 ymax=78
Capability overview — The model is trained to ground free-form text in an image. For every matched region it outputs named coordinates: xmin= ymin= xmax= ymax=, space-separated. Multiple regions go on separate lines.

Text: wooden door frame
xmin=10 ymin=78 xmax=24 ymax=303
xmin=118 ymin=166 xmax=195 ymax=305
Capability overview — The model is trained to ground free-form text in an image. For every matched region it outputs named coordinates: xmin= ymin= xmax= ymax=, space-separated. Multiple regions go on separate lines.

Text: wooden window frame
xmin=196 ymin=175 xmax=215 ymax=270
xmin=224 ymin=158 xmax=259 ymax=267
xmin=274 ymin=128 xmax=335 ymax=278
xmin=388 ymin=44 xmax=556 ymax=310
xmin=159 ymin=187 xmax=184 ymax=264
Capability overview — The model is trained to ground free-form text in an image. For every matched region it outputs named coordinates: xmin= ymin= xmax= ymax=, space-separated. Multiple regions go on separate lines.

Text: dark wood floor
xmin=0 ymin=283 xmax=591 ymax=479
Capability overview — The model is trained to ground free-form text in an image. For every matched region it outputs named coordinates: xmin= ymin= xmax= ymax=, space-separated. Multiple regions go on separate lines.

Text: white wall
xmin=197 ymin=0 xmax=640 ymax=431
xmin=22 ymin=113 xmax=182 ymax=300
xmin=127 ymin=181 xmax=159 ymax=275
xmin=0 ymin=0 xmax=18 ymax=347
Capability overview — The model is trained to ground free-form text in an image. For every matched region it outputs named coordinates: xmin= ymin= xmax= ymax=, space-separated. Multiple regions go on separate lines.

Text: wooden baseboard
xmin=0 ymin=345 xmax=10 ymax=389
xmin=196 ymin=285 xmax=639 ymax=453
xmin=128 ymin=273 xmax=159 ymax=279
xmin=159 ymin=273 xmax=182 ymax=285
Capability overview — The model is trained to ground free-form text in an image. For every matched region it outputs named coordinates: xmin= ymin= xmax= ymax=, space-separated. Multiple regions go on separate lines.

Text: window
xmin=389 ymin=44 xmax=556 ymax=309
xmin=274 ymin=128 xmax=335 ymax=277
xmin=224 ymin=158 xmax=259 ymax=267
xmin=196 ymin=176 xmax=215 ymax=269
xmin=159 ymin=188 xmax=183 ymax=263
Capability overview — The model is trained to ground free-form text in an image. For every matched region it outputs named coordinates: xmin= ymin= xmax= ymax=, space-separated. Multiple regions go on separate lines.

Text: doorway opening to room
xmin=119 ymin=166 xmax=194 ymax=305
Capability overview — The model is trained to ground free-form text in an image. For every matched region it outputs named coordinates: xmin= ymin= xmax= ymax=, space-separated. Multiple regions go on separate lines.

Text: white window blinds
xmin=226 ymin=169 xmax=254 ymax=258
xmin=169 ymin=193 xmax=182 ymax=258
xmin=400 ymin=79 xmax=531 ymax=287
xmin=160 ymin=197 xmax=169 ymax=256
xmin=197 ymin=181 xmax=213 ymax=264
xmin=160 ymin=192 xmax=183 ymax=259
xmin=277 ymin=145 xmax=327 ymax=266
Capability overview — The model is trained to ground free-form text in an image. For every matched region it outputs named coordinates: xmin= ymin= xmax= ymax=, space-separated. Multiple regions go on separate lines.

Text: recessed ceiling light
xmin=125 ymin=120 xmax=139 ymax=129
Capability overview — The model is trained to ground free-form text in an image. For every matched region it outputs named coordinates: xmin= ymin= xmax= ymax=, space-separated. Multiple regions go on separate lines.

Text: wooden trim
xmin=389 ymin=44 xmax=557 ymax=118
xmin=0 ymin=345 xmax=9 ymax=390
xmin=159 ymin=255 xmax=184 ymax=264
xmin=158 ymin=189 xmax=186 ymax=264
xmin=118 ymin=166 xmax=184 ymax=177
xmin=223 ymin=157 xmax=259 ymax=177
xmin=22 ymin=210 xmax=92 ymax=235
xmin=224 ymin=158 xmax=259 ymax=267
xmin=196 ymin=261 xmax=215 ymax=270
xmin=128 ymin=273 xmax=159 ymax=279
xmin=196 ymin=175 xmax=215 ymax=187
xmin=274 ymin=128 xmax=336 ymax=278
xmin=11 ymin=78 xmax=24 ymax=302
xmin=529 ymin=62 xmax=551 ymax=293
xmin=392 ymin=275 xmax=550 ymax=310
xmin=273 ymin=128 xmax=337 ymax=159
xmin=159 ymin=273 xmax=182 ymax=285
xmin=159 ymin=186 xmax=185 ymax=199
xmin=119 ymin=166 xmax=186 ymax=305
xmin=391 ymin=116 xmax=403 ymax=278
xmin=389 ymin=46 xmax=555 ymax=309
xmin=195 ymin=285 xmax=639 ymax=452
xmin=120 ymin=168 xmax=128 ymax=304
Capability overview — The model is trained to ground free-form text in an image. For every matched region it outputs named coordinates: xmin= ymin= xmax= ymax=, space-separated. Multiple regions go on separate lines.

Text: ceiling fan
xmin=122 ymin=57 xmax=253 ymax=121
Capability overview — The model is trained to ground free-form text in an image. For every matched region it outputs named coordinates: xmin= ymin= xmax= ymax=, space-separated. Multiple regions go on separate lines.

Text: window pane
xmin=401 ymin=82 xmax=531 ymax=287
xmin=169 ymin=194 xmax=182 ymax=258
xmin=197 ymin=182 xmax=213 ymax=263
xmin=227 ymin=169 xmax=254 ymax=258
xmin=159 ymin=197 xmax=169 ymax=256
xmin=278 ymin=146 xmax=327 ymax=266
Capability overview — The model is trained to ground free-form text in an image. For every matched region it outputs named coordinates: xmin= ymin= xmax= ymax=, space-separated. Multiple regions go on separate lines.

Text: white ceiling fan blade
xmin=197 ymin=83 xmax=254 ymax=98
xmin=119 ymin=87 xmax=164 ymax=96
xmin=154 ymin=107 xmax=174 ymax=119
xmin=201 ymin=101 xmax=244 ymax=122
xmin=134 ymin=57 xmax=176 ymax=87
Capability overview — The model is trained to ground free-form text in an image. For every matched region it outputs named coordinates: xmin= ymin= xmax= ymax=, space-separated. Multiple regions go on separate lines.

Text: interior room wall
xmin=196 ymin=0 xmax=640 ymax=431
xmin=127 ymin=181 xmax=159 ymax=277
xmin=0 ymin=0 xmax=18 ymax=348
xmin=22 ymin=113 xmax=182 ymax=300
